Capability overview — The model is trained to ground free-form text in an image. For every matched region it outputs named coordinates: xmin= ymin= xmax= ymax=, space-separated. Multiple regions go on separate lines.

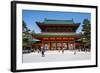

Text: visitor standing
xmin=41 ymin=46 xmax=45 ymax=57
xmin=62 ymin=47 xmax=64 ymax=53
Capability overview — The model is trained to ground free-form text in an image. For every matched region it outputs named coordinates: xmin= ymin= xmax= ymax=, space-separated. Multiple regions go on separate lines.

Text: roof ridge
xmin=43 ymin=19 xmax=75 ymax=24
xmin=44 ymin=19 xmax=73 ymax=21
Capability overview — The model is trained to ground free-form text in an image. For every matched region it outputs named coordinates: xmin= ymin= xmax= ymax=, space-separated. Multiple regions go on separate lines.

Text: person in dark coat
xmin=41 ymin=46 xmax=45 ymax=57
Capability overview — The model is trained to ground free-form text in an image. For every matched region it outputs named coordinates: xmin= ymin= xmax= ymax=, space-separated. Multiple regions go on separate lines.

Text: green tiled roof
xmin=43 ymin=19 xmax=75 ymax=24
xmin=33 ymin=33 xmax=80 ymax=37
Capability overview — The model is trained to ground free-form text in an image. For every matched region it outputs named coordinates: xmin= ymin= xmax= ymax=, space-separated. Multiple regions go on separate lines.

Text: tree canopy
xmin=80 ymin=19 xmax=91 ymax=49
xmin=22 ymin=20 xmax=32 ymax=48
xmin=82 ymin=19 xmax=91 ymax=41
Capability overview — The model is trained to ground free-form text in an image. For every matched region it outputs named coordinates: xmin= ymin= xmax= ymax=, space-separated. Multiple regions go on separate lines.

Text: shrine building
xmin=32 ymin=19 xmax=81 ymax=50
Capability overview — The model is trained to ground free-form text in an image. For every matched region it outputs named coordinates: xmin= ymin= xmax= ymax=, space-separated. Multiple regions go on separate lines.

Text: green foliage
xmin=82 ymin=19 xmax=91 ymax=41
xmin=22 ymin=20 xmax=31 ymax=32
xmin=22 ymin=20 xmax=32 ymax=48
xmin=23 ymin=20 xmax=27 ymax=29
xmin=80 ymin=19 xmax=91 ymax=49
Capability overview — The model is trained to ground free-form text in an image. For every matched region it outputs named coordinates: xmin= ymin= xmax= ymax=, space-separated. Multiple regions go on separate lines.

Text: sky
xmin=22 ymin=10 xmax=91 ymax=33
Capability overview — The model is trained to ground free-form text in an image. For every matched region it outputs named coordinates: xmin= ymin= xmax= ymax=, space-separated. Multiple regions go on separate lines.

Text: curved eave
xmin=36 ymin=22 xmax=80 ymax=26
xmin=36 ymin=22 xmax=80 ymax=31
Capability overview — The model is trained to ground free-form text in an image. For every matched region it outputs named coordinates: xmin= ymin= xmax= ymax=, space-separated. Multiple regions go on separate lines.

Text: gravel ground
xmin=22 ymin=50 xmax=91 ymax=63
